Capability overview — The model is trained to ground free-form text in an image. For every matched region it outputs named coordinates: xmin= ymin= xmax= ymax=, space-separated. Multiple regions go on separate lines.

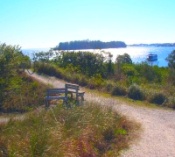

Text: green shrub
xmin=77 ymin=75 xmax=88 ymax=86
xmin=122 ymin=64 xmax=137 ymax=77
xmin=166 ymin=97 xmax=175 ymax=109
xmin=104 ymin=82 xmax=114 ymax=93
xmin=168 ymin=69 xmax=175 ymax=85
xmin=128 ymin=84 xmax=145 ymax=100
xmin=88 ymin=74 xmax=104 ymax=89
xmin=2 ymin=74 xmax=47 ymax=112
xmin=35 ymin=63 xmax=63 ymax=79
xmin=149 ymin=92 xmax=167 ymax=105
xmin=112 ymin=85 xmax=127 ymax=96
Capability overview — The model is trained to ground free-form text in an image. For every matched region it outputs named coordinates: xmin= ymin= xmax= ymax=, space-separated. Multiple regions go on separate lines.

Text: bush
xmin=112 ymin=85 xmax=127 ymax=96
xmin=122 ymin=64 xmax=137 ymax=77
xmin=104 ymin=82 xmax=114 ymax=93
xmin=128 ymin=84 xmax=145 ymax=100
xmin=35 ymin=63 xmax=63 ymax=79
xmin=77 ymin=75 xmax=88 ymax=87
xmin=2 ymin=74 xmax=47 ymax=112
xmin=88 ymin=74 xmax=104 ymax=89
xmin=166 ymin=97 xmax=175 ymax=109
xmin=149 ymin=92 xmax=167 ymax=105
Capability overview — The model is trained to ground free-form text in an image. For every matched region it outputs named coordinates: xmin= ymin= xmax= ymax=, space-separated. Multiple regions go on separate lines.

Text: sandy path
xmin=1 ymin=72 xmax=175 ymax=157
xmin=30 ymin=73 xmax=175 ymax=157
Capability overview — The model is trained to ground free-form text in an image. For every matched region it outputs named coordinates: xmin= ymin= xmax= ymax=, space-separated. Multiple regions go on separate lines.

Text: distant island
xmin=53 ymin=40 xmax=127 ymax=50
xmin=130 ymin=43 xmax=175 ymax=47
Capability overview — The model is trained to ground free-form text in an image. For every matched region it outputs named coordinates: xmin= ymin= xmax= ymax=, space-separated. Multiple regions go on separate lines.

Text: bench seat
xmin=45 ymin=84 xmax=85 ymax=108
xmin=45 ymin=96 xmax=67 ymax=100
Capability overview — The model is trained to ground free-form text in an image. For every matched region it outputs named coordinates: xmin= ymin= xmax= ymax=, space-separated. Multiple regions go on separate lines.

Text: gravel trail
xmin=30 ymin=73 xmax=175 ymax=157
xmin=1 ymin=73 xmax=175 ymax=157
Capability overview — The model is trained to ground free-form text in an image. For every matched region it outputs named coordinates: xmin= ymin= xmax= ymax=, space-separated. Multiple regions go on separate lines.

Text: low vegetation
xmin=0 ymin=43 xmax=139 ymax=156
xmin=0 ymin=43 xmax=47 ymax=112
xmin=0 ymin=102 xmax=138 ymax=157
xmin=34 ymin=50 xmax=175 ymax=109
xmin=0 ymin=43 xmax=173 ymax=156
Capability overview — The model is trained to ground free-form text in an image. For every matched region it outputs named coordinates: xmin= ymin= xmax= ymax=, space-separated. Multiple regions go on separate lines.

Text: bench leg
xmin=71 ymin=93 xmax=73 ymax=99
xmin=45 ymin=99 xmax=50 ymax=109
xmin=63 ymin=97 xmax=71 ymax=108
xmin=80 ymin=94 xmax=84 ymax=101
xmin=77 ymin=93 xmax=85 ymax=105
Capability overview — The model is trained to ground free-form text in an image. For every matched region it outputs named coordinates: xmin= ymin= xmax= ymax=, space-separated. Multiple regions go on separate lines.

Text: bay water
xmin=22 ymin=46 xmax=175 ymax=67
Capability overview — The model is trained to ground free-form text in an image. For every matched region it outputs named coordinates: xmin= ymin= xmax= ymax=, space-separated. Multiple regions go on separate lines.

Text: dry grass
xmin=0 ymin=101 xmax=138 ymax=157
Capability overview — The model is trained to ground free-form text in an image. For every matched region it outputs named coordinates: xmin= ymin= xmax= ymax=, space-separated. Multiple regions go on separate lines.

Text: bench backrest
xmin=46 ymin=88 xmax=66 ymax=96
xmin=65 ymin=83 xmax=79 ymax=91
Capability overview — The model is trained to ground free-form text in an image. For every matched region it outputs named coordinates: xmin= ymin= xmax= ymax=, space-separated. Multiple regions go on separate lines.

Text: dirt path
xmin=33 ymin=73 xmax=175 ymax=157
xmin=1 ymin=72 xmax=175 ymax=157
xmin=30 ymin=73 xmax=175 ymax=157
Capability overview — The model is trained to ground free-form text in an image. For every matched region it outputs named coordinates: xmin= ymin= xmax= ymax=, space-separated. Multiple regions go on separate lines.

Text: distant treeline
xmin=130 ymin=43 xmax=175 ymax=47
xmin=54 ymin=40 xmax=127 ymax=50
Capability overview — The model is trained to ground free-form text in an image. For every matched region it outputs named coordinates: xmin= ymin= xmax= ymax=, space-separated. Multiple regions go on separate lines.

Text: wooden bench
xmin=45 ymin=88 xmax=68 ymax=108
xmin=65 ymin=83 xmax=85 ymax=105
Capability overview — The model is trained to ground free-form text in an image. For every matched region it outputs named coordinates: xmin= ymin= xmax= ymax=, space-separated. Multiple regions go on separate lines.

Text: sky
xmin=0 ymin=0 xmax=175 ymax=49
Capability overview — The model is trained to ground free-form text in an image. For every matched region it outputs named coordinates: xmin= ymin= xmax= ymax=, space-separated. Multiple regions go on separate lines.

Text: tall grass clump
xmin=0 ymin=102 xmax=138 ymax=157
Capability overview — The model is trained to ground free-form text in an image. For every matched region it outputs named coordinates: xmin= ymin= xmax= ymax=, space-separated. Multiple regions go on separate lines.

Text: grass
xmin=35 ymin=63 xmax=175 ymax=109
xmin=84 ymin=87 xmax=167 ymax=111
xmin=0 ymin=73 xmax=47 ymax=113
xmin=0 ymin=101 xmax=138 ymax=157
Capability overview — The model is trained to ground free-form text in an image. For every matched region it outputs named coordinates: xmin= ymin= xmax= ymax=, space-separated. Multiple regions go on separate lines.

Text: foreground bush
xmin=1 ymin=73 xmax=47 ymax=112
xmin=0 ymin=43 xmax=47 ymax=112
xmin=0 ymin=102 xmax=138 ymax=157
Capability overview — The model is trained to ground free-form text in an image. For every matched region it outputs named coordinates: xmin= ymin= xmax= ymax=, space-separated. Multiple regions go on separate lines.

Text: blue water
xmin=22 ymin=46 xmax=175 ymax=67
xmin=125 ymin=46 xmax=175 ymax=67
xmin=110 ymin=46 xmax=175 ymax=67
xmin=22 ymin=48 xmax=50 ymax=59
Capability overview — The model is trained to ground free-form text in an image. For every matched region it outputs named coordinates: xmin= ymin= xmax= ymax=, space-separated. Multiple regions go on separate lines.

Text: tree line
xmin=54 ymin=40 xmax=127 ymax=50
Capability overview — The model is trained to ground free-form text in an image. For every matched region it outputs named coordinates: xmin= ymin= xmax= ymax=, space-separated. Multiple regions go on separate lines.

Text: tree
xmin=166 ymin=50 xmax=175 ymax=69
xmin=35 ymin=50 xmax=53 ymax=62
xmin=115 ymin=53 xmax=132 ymax=79
xmin=0 ymin=43 xmax=36 ymax=111
xmin=115 ymin=53 xmax=132 ymax=64
xmin=166 ymin=50 xmax=175 ymax=85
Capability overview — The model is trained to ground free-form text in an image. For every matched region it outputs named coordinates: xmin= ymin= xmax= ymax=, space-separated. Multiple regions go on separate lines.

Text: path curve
xmin=32 ymin=74 xmax=175 ymax=157
xmin=3 ymin=72 xmax=175 ymax=157
xmin=30 ymin=73 xmax=175 ymax=157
